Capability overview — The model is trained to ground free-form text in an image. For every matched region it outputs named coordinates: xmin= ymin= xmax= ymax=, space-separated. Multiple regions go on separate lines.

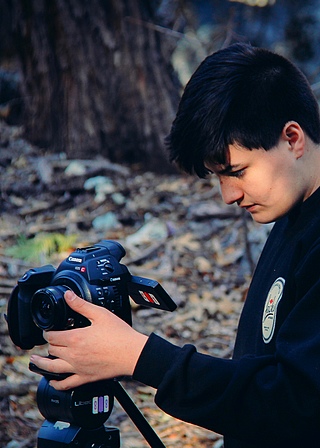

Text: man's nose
xmin=219 ymin=178 xmax=244 ymax=205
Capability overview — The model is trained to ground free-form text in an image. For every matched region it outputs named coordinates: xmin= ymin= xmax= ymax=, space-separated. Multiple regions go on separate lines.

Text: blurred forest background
xmin=1 ymin=1 xmax=320 ymax=447
xmin=1 ymin=0 xmax=320 ymax=169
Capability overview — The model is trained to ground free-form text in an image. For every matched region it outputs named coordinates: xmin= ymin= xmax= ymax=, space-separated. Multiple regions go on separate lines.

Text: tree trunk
xmin=8 ymin=0 xmax=182 ymax=172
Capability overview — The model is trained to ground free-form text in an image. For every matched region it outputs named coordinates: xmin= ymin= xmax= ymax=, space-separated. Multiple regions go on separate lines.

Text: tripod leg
xmin=112 ymin=381 xmax=166 ymax=448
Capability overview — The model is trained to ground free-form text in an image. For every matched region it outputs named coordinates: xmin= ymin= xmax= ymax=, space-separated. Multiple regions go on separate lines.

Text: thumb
xmin=64 ymin=290 xmax=98 ymax=321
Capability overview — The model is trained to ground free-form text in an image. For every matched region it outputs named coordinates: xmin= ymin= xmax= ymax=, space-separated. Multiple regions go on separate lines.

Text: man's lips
xmin=241 ymin=204 xmax=257 ymax=212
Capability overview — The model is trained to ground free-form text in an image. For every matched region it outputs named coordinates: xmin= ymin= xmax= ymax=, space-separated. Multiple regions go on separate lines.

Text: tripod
xmin=35 ymin=377 xmax=166 ymax=448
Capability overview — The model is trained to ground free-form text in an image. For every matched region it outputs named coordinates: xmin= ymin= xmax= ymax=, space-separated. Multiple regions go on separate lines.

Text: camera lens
xmin=31 ymin=286 xmax=69 ymax=330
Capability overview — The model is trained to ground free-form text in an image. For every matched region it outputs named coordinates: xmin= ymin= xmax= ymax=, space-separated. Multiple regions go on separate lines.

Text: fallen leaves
xmin=0 ymin=120 xmax=271 ymax=447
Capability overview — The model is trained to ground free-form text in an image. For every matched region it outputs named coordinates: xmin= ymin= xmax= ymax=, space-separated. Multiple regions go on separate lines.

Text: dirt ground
xmin=0 ymin=121 xmax=270 ymax=447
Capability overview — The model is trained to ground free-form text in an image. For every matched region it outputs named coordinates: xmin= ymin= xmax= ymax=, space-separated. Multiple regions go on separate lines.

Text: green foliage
xmin=6 ymin=233 xmax=78 ymax=264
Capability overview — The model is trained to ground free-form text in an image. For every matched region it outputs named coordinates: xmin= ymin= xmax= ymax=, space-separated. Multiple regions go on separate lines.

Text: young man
xmin=30 ymin=43 xmax=320 ymax=447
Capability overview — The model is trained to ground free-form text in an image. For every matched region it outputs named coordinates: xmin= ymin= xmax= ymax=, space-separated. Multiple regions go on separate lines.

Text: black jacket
xmin=133 ymin=187 xmax=320 ymax=447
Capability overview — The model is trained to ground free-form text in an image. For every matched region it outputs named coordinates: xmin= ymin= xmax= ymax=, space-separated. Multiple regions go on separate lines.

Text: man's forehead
xmin=205 ymin=142 xmax=262 ymax=174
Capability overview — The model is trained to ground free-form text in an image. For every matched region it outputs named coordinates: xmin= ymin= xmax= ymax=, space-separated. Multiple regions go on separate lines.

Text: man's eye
xmin=229 ymin=169 xmax=245 ymax=178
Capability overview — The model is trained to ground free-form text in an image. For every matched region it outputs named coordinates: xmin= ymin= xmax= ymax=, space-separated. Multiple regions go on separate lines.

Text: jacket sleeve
xmin=132 ymin=245 xmax=320 ymax=447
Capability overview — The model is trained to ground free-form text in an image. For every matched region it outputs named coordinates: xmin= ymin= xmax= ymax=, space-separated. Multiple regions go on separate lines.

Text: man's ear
xmin=282 ymin=121 xmax=305 ymax=159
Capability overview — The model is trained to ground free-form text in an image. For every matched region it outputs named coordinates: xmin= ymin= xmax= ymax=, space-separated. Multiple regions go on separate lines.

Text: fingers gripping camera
xmin=6 ymin=240 xmax=176 ymax=351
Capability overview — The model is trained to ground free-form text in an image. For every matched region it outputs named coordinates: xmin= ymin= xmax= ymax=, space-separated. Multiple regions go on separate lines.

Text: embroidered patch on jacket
xmin=262 ymin=277 xmax=285 ymax=344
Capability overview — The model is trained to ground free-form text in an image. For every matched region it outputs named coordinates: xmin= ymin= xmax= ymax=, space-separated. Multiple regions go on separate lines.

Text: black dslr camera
xmin=6 ymin=239 xmax=176 ymax=351
xmin=6 ymin=240 xmax=176 ymax=447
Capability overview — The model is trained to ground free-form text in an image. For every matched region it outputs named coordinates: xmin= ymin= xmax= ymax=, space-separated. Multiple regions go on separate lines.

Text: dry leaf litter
xmin=0 ymin=121 xmax=272 ymax=447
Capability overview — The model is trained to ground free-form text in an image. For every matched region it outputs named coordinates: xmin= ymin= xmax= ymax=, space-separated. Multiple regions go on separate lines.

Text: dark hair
xmin=166 ymin=42 xmax=320 ymax=177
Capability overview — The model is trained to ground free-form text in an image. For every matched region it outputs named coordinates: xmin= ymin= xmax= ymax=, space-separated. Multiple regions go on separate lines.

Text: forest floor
xmin=0 ymin=121 xmax=271 ymax=447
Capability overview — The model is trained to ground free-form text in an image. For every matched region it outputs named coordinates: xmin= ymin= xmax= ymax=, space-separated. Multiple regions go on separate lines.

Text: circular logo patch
xmin=262 ymin=277 xmax=285 ymax=344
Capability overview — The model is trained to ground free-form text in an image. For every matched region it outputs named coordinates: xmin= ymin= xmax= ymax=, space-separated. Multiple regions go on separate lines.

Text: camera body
xmin=7 ymin=240 xmax=176 ymax=350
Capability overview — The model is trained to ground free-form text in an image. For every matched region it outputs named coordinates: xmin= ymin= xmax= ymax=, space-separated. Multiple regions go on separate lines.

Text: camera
xmin=6 ymin=240 xmax=175 ymax=447
xmin=6 ymin=239 xmax=176 ymax=351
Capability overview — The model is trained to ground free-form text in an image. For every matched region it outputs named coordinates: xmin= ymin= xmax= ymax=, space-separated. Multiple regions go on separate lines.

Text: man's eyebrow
xmin=215 ymin=164 xmax=242 ymax=175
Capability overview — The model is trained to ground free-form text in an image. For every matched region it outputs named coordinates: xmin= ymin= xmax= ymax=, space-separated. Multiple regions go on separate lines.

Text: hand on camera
xmin=30 ymin=290 xmax=148 ymax=390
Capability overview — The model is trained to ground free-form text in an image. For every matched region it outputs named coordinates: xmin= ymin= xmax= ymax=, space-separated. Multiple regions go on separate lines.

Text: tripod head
xmin=37 ymin=377 xmax=114 ymax=429
xmin=36 ymin=377 xmax=166 ymax=448
xmin=36 ymin=377 xmax=119 ymax=447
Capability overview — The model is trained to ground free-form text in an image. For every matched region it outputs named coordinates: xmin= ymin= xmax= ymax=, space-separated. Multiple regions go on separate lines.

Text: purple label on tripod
xmin=92 ymin=395 xmax=109 ymax=414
